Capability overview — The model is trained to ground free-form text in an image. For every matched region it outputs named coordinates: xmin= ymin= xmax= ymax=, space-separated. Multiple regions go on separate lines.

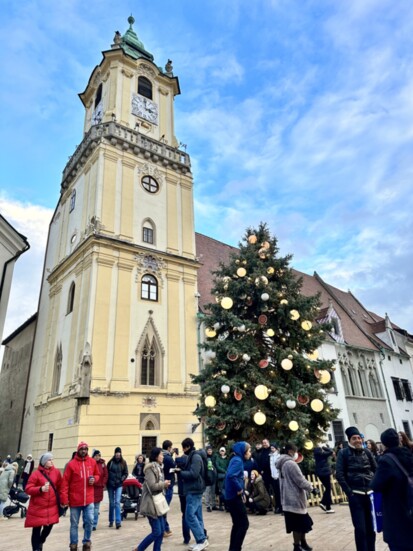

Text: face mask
xmin=293 ymin=452 xmax=299 ymax=461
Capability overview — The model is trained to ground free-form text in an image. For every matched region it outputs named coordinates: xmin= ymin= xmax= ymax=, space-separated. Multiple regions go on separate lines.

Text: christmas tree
xmin=192 ymin=223 xmax=339 ymax=451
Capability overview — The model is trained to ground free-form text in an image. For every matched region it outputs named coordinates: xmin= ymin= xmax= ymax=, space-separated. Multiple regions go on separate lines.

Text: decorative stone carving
xmin=122 ymin=68 xmax=134 ymax=78
xmin=158 ymin=86 xmax=169 ymax=96
xmin=135 ymin=253 xmax=166 ymax=277
xmin=139 ymin=163 xmax=165 ymax=185
xmin=137 ymin=64 xmax=156 ymax=78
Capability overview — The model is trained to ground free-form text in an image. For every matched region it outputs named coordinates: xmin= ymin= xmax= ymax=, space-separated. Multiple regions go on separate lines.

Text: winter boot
xmin=69 ymin=545 xmax=78 ymax=551
xmin=82 ymin=543 xmax=91 ymax=551
xmin=293 ymin=545 xmax=303 ymax=551
xmin=301 ymin=540 xmax=313 ymax=551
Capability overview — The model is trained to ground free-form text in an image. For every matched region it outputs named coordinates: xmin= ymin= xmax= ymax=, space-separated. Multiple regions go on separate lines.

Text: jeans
xmin=70 ymin=503 xmax=94 ymax=545
xmin=137 ymin=515 xmax=165 ymax=551
xmin=348 ymin=493 xmax=376 ymax=551
xmin=227 ymin=495 xmax=249 ymax=551
xmin=185 ymin=493 xmax=206 ymax=544
xmin=318 ymin=475 xmax=332 ymax=508
xmin=93 ymin=501 xmax=101 ymax=528
xmin=164 ymin=484 xmax=174 ymax=532
xmin=108 ymin=485 xmax=122 ymax=524
xmin=179 ymin=495 xmax=191 ymax=544
xmin=31 ymin=525 xmax=53 ymax=551
xmin=204 ymin=485 xmax=214 ymax=508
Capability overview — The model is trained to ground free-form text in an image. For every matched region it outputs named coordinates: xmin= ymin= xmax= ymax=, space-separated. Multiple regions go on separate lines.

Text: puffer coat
xmin=24 ymin=465 xmax=62 ymax=527
xmin=93 ymin=458 xmax=108 ymax=503
xmin=0 ymin=464 xmax=15 ymax=501
xmin=251 ymin=474 xmax=271 ymax=510
xmin=139 ymin=462 xmax=165 ymax=519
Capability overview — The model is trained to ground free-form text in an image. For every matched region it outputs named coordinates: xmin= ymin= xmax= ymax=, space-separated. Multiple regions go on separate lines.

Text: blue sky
xmin=1 ymin=0 xmax=413 ymax=339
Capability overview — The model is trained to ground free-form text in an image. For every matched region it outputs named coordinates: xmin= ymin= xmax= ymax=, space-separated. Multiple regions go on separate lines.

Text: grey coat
xmin=278 ymin=455 xmax=312 ymax=514
xmin=0 ymin=464 xmax=15 ymax=501
xmin=139 ymin=462 xmax=165 ymax=519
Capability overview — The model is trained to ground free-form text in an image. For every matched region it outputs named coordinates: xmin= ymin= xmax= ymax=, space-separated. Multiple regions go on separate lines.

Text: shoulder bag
xmin=144 ymin=481 xmax=169 ymax=516
xmin=42 ymin=471 xmax=67 ymax=517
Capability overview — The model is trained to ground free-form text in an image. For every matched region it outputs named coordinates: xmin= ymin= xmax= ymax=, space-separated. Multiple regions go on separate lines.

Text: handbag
xmin=42 ymin=471 xmax=67 ymax=517
xmin=144 ymin=481 xmax=170 ymax=516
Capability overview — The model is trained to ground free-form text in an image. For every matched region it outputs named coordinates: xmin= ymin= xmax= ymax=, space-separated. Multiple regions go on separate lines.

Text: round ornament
xmin=221 ymin=297 xmax=233 ymax=310
xmin=262 ymin=241 xmax=270 ymax=250
xmin=242 ymin=353 xmax=251 ymax=362
xmin=258 ymin=248 xmax=267 ymax=259
xmin=258 ymin=314 xmax=268 ymax=325
xmin=266 ymin=328 xmax=275 ymax=337
xmin=234 ymin=389 xmax=243 ymax=401
xmin=310 ymin=399 xmax=324 ymax=412
xmin=204 ymin=395 xmax=216 ymax=408
xmin=221 ymin=384 xmax=230 ymax=394
xmin=319 ymin=370 xmax=331 ymax=385
xmin=267 ymin=267 xmax=275 ymax=275
xmin=217 ymin=421 xmax=226 ymax=431
xmin=227 ymin=352 xmax=239 ymax=362
xmin=254 ymin=385 xmax=269 ymax=400
xmin=307 ymin=350 xmax=319 ymax=361
xmin=237 ymin=267 xmax=247 ymax=277
xmin=304 ymin=440 xmax=314 ymax=450
xmin=255 ymin=276 xmax=269 ymax=286
xmin=248 ymin=235 xmax=257 ymax=244
xmin=289 ymin=309 xmax=300 ymax=320
xmin=259 ymin=359 xmax=269 ymax=369
xmin=254 ymin=411 xmax=266 ymax=425
xmin=261 ymin=292 xmax=270 ymax=301
xmin=301 ymin=320 xmax=312 ymax=331
xmin=289 ymin=420 xmax=299 ymax=431
xmin=205 ymin=327 xmax=216 ymax=338
xmin=295 ymin=452 xmax=304 ymax=463
xmin=286 ymin=399 xmax=296 ymax=409
xmin=297 ymin=395 xmax=310 ymax=405
xmin=238 ymin=324 xmax=246 ymax=332
xmin=281 ymin=358 xmax=293 ymax=371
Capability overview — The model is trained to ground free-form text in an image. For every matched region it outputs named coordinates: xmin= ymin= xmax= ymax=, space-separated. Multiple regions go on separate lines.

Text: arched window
xmin=69 ymin=189 xmax=76 ymax=213
xmin=95 ymin=83 xmax=102 ymax=108
xmin=141 ymin=175 xmax=159 ymax=194
xmin=67 ymin=282 xmax=75 ymax=314
xmin=341 ymin=368 xmax=351 ymax=395
xmin=138 ymin=76 xmax=152 ymax=99
xmin=141 ymin=275 xmax=158 ymax=301
xmin=145 ymin=420 xmax=155 ymax=430
xmin=141 ymin=337 xmax=157 ymax=385
xmin=142 ymin=219 xmax=155 ymax=244
xmin=348 ymin=368 xmax=356 ymax=395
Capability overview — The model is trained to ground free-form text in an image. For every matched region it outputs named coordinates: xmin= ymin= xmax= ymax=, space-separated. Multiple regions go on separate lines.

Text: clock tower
xmin=23 ymin=17 xmax=201 ymax=464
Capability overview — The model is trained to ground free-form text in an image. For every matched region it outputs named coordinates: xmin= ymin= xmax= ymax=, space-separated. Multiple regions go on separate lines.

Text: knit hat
xmin=205 ymin=445 xmax=212 ymax=451
xmin=77 ymin=441 xmax=89 ymax=451
xmin=219 ymin=447 xmax=226 ymax=453
xmin=381 ymin=428 xmax=399 ymax=448
xmin=114 ymin=447 xmax=122 ymax=454
xmin=40 ymin=453 xmax=53 ymax=466
xmin=92 ymin=450 xmax=101 ymax=458
xmin=345 ymin=426 xmax=361 ymax=440
xmin=271 ymin=442 xmax=279 ymax=449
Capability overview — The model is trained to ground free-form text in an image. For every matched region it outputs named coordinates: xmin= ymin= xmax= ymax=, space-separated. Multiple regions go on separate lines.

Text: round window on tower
xmin=141 ymin=176 xmax=159 ymax=194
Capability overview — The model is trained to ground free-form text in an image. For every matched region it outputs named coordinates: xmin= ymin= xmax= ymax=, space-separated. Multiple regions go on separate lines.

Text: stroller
xmin=3 ymin=486 xmax=29 ymax=518
xmin=121 ymin=478 xmax=142 ymax=520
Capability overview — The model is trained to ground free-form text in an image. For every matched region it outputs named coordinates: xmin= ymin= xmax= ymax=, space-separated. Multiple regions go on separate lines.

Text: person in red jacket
xmin=24 ymin=452 xmax=62 ymax=551
xmin=61 ymin=442 xmax=100 ymax=551
xmin=91 ymin=450 xmax=108 ymax=530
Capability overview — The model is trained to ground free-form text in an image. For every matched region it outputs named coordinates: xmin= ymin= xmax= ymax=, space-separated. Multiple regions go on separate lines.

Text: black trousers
xmin=31 ymin=525 xmax=53 ymax=551
xmin=227 ymin=495 xmax=249 ymax=551
xmin=272 ymin=478 xmax=282 ymax=511
xmin=348 ymin=494 xmax=376 ymax=551
xmin=318 ymin=474 xmax=332 ymax=508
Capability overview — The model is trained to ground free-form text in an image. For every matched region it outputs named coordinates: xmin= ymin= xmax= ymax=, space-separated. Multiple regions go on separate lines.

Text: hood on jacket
xmin=232 ymin=442 xmax=248 ymax=457
xmin=277 ymin=454 xmax=294 ymax=473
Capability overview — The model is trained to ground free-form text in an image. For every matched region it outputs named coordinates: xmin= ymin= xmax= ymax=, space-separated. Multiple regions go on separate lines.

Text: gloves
xmin=311 ymin=487 xmax=320 ymax=496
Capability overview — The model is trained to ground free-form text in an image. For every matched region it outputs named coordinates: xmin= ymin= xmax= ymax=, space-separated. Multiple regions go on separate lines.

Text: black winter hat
xmin=114 ymin=447 xmax=122 ymax=454
xmin=92 ymin=450 xmax=101 ymax=458
xmin=345 ymin=426 xmax=361 ymax=440
xmin=381 ymin=428 xmax=399 ymax=448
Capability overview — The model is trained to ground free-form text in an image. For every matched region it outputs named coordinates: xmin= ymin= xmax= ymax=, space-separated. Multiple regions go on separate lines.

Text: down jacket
xmin=139 ymin=462 xmax=166 ymax=519
xmin=61 ymin=454 xmax=100 ymax=507
xmin=250 ymin=474 xmax=271 ymax=510
xmin=93 ymin=458 xmax=108 ymax=503
xmin=24 ymin=465 xmax=62 ymax=528
xmin=0 ymin=464 xmax=15 ymax=501
xmin=278 ymin=454 xmax=312 ymax=514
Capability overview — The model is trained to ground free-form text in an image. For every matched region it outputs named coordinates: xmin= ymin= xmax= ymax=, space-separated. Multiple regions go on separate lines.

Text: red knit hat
xmin=77 ymin=441 xmax=89 ymax=451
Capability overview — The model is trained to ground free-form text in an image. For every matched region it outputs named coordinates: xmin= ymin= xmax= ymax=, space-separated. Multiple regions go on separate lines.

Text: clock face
xmin=132 ymin=94 xmax=158 ymax=125
xmin=92 ymin=102 xmax=103 ymax=125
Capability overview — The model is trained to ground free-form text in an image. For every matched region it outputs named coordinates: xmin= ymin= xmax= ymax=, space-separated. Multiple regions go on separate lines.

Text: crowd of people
xmin=0 ymin=428 xmax=412 ymax=551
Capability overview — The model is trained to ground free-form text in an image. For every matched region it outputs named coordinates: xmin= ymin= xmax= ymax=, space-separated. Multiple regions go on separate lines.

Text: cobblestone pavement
xmin=1 ymin=499 xmax=388 ymax=551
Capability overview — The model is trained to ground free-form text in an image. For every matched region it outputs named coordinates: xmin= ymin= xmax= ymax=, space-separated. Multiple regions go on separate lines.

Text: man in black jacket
xmin=314 ymin=443 xmax=334 ymax=513
xmin=162 ymin=440 xmax=176 ymax=537
xmin=336 ymin=426 xmax=377 ymax=551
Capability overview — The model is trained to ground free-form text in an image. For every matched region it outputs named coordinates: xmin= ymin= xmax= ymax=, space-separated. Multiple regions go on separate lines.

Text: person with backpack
xmin=370 ymin=428 xmax=413 ymax=551
xmin=106 ymin=446 xmax=128 ymax=529
xmin=161 ymin=440 xmax=176 ymax=537
xmin=336 ymin=426 xmax=377 ymax=551
xmin=179 ymin=437 xmax=208 ymax=551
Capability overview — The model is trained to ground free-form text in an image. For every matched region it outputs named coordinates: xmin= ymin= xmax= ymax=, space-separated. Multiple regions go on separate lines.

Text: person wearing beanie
xmin=215 ymin=446 xmax=229 ymax=511
xmin=336 ymin=427 xmax=377 ymax=551
xmin=106 ymin=446 xmax=128 ymax=529
xmin=203 ymin=445 xmax=217 ymax=512
xmin=0 ymin=460 xmax=16 ymax=519
xmin=371 ymin=428 xmax=413 ymax=550
xmin=60 ymin=441 xmax=100 ymax=551
xmin=92 ymin=450 xmax=108 ymax=531
xmin=24 ymin=452 xmax=62 ymax=550
xmin=313 ymin=441 xmax=334 ymax=513
xmin=22 ymin=454 xmax=35 ymax=491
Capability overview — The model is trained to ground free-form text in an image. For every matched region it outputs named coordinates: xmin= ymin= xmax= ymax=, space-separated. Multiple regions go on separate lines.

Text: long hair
xmin=399 ymin=431 xmax=413 ymax=449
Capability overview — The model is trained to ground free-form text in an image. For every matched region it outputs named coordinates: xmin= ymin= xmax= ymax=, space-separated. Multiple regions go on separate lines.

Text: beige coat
xmin=139 ymin=462 xmax=165 ymax=518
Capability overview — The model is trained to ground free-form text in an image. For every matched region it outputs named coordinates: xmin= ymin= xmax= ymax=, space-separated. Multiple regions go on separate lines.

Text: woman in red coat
xmin=25 ymin=453 xmax=62 ymax=551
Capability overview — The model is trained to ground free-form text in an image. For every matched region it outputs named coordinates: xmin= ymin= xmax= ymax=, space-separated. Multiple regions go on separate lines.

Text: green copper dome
xmin=121 ymin=15 xmax=154 ymax=62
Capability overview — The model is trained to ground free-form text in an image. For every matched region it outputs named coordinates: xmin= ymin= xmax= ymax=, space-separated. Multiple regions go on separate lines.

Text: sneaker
xmin=109 ymin=522 xmax=113 ymax=527
xmin=319 ymin=503 xmax=326 ymax=512
xmin=164 ymin=531 xmax=172 ymax=537
xmin=326 ymin=508 xmax=335 ymax=514
xmin=191 ymin=542 xmax=209 ymax=551
xmin=116 ymin=523 xmax=121 ymax=529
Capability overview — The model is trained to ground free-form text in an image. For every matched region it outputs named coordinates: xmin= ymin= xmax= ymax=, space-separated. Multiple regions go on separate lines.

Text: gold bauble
xmin=310 ymin=399 xmax=324 ymax=412
xmin=266 ymin=328 xmax=275 ymax=337
xmin=304 ymin=440 xmax=314 ymax=450
xmin=205 ymin=328 xmax=216 ymax=338
xmin=267 ymin=267 xmax=275 ymax=275
xmin=301 ymin=320 xmax=312 ymax=331
xmin=281 ymin=358 xmax=293 ymax=371
xmin=248 ymin=235 xmax=257 ymax=244
xmin=289 ymin=420 xmax=299 ymax=431
xmin=280 ymin=299 xmax=288 ymax=305
xmin=289 ymin=309 xmax=300 ymax=320
xmin=319 ymin=370 xmax=331 ymax=385
xmin=221 ymin=297 xmax=233 ymax=309
xmin=237 ymin=267 xmax=247 ymax=277
xmin=205 ymin=395 xmax=216 ymax=408
xmin=254 ymin=385 xmax=269 ymax=400
xmin=254 ymin=411 xmax=266 ymax=425
xmin=307 ymin=350 xmax=319 ymax=361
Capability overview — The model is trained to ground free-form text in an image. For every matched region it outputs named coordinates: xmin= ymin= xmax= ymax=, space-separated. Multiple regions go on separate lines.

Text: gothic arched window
xmin=141 ymin=275 xmax=158 ymax=301
xmin=95 ymin=83 xmax=103 ymax=108
xmin=67 ymin=282 xmax=75 ymax=314
xmin=51 ymin=344 xmax=63 ymax=396
xmin=138 ymin=76 xmax=152 ymax=99
xmin=140 ymin=337 xmax=159 ymax=386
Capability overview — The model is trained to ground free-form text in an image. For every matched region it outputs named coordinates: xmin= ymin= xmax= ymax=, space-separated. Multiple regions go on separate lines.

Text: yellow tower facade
xmin=25 ymin=17 xmax=202 ymax=467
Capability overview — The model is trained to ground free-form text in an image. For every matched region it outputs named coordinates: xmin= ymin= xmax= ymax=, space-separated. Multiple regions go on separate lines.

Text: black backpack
xmin=387 ymin=453 xmax=413 ymax=518
xmin=188 ymin=450 xmax=214 ymax=487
